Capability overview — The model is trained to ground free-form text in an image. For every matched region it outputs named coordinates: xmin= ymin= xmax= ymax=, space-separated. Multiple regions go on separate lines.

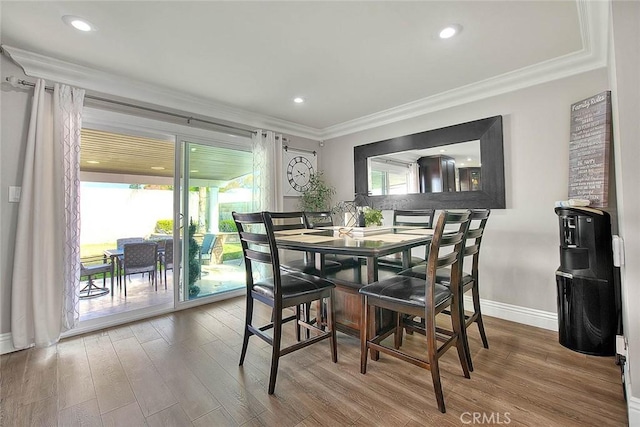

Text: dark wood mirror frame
xmin=354 ymin=115 xmax=505 ymax=210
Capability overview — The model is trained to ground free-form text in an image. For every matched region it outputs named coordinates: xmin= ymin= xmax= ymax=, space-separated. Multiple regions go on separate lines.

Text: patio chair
xmin=79 ymin=256 xmax=111 ymax=299
xmin=121 ymin=242 xmax=158 ymax=296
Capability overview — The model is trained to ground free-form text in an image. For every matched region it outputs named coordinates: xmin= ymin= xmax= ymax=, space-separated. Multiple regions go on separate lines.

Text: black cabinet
xmin=417 ymin=155 xmax=456 ymax=193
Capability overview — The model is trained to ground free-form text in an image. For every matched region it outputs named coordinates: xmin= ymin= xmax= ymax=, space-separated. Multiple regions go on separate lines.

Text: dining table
xmin=275 ymin=225 xmax=434 ymax=338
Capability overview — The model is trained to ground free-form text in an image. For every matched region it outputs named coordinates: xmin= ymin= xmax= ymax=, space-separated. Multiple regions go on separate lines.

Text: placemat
xmin=277 ymin=234 xmax=339 ymax=244
xmin=274 ymin=228 xmax=325 ymax=236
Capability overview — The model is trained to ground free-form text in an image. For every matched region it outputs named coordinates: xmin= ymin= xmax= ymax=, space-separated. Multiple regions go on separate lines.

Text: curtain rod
xmin=283 ymin=145 xmax=316 ymax=156
xmin=5 ymin=76 xmax=267 ymax=138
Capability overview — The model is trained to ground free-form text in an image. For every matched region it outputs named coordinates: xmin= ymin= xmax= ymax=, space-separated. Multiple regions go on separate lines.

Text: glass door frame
xmin=69 ymin=107 xmax=249 ymax=335
xmin=174 ymin=134 xmax=251 ymax=309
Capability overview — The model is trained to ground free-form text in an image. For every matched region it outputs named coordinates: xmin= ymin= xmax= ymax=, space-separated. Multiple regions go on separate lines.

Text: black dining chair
xmin=304 ymin=211 xmax=360 ymax=269
xmin=399 ymin=209 xmax=491 ymax=370
xmin=270 ymin=211 xmax=342 ymax=274
xmin=233 ymin=211 xmax=337 ymax=394
xmin=378 ymin=209 xmax=436 ymax=269
xmin=359 ymin=210 xmax=472 ymax=413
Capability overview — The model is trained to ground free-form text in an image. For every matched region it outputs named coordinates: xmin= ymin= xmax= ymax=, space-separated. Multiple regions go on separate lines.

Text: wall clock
xmin=283 ymin=148 xmax=317 ymax=196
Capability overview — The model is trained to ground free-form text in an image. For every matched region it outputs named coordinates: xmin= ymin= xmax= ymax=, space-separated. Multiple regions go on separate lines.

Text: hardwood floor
xmin=0 ymin=296 xmax=627 ymax=426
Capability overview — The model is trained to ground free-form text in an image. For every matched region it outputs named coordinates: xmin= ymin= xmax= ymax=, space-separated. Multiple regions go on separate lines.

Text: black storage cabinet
xmin=555 ymin=207 xmax=618 ymax=356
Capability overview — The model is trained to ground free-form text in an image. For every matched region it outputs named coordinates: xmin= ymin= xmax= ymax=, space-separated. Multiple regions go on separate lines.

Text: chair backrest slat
xmin=304 ymin=211 xmax=334 ymax=229
xmin=269 ymin=211 xmax=306 ymax=232
xmin=393 ymin=209 xmax=435 ymax=228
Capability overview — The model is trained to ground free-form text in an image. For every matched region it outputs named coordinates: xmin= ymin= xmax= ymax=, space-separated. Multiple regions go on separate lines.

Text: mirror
xmin=354 ymin=116 xmax=505 ymax=209
xmin=368 ymin=140 xmax=481 ymax=195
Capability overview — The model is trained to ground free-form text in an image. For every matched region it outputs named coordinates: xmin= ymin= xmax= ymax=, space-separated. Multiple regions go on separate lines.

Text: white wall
xmin=0 ymin=57 xmax=31 ymax=334
xmin=322 ymin=69 xmax=609 ymax=313
xmin=609 ymin=0 xmax=640 ymax=416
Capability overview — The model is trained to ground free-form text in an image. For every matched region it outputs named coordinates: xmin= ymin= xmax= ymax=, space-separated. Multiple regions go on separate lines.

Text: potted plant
xmin=363 ymin=207 xmax=383 ymax=226
xmin=298 ymin=172 xmax=336 ymax=212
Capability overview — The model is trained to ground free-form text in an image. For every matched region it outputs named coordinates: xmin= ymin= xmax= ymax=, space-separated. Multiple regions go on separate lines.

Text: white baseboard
xmin=464 ymin=295 xmax=558 ymax=331
xmin=625 ymin=361 xmax=640 ymax=427
xmin=0 ymin=332 xmax=17 ymax=355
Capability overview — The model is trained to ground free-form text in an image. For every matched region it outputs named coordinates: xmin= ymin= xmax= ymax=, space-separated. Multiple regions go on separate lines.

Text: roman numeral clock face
xmin=287 ymin=156 xmax=314 ymax=193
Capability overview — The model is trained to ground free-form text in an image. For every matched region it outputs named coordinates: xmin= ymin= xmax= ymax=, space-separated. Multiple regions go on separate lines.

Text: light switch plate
xmin=9 ymin=186 xmax=21 ymax=203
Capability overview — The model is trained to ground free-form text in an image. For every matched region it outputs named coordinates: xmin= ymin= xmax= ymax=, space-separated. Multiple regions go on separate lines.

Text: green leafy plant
xmin=363 ymin=207 xmax=383 ymax=227
xmin=219 ymin=219 xmax=238 ymax=232
xmin=155 ymin=219 xmax=173 ymax=234
xmin=187 ymin=220 xmax=201 ymax=298
xmin=298 ymin=172 xmax=336 ymax=212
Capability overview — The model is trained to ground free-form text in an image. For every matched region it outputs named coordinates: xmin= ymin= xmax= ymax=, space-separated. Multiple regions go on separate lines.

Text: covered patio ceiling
xmin=80 ymin=128 xmax=253 ymax=182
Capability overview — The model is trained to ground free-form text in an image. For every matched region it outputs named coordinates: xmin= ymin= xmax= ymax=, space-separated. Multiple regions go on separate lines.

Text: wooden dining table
xmin=275 ymin=226 xmax=434 ymax=337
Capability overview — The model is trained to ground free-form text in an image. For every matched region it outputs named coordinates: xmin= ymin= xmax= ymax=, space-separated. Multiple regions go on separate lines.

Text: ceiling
xmin=1 ymin=1 xmax=604 ymax=137
xmin=80 ymin=128 xmax=253 ymax=182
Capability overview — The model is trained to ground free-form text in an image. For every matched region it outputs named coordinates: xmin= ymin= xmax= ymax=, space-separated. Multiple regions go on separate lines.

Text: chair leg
xmin=360 ymin=295 xmax=369 ymax=374
xmin=268 ymin=306 xmax=283 ymax=395
xmin=295 ymin=305 xmax=302 ymax=342
xmin=327 ymin=292 xmax=337 ymax=363
xmin=239 ymin=296 xmax=254 ymax=366
xmin=452 ymin=295 xmax=472 ymax=378
xmin=430 ymin=357 xmax=446 ymax=413
xmin=394 ymin=312 xmax=403 ymax=349
xmin=472 ymin=283 xmax=489 ymax=349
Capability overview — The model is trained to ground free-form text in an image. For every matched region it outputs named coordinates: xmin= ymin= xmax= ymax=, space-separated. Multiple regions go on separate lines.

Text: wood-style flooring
xmin=0 ymin=296 xmax=627 ymax=426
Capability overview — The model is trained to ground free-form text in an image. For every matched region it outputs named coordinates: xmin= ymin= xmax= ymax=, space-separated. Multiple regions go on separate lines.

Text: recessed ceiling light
xmin=151 ymin=166 xmax=165 ymax=170
xmin=440 ymin=149 xmax=446 ymax=153
xmin=467 ymin=158 xmax=472 ymax=161
xmin=293 ymin=97 xmax=305 ymax=104
xmin=86 ymin=160 xmax=100 ymax=164
xmin=190 ymin=147 xmax=197 ymax=152
xmin=439 ymin=24 xmax=462 ymax=39
xmin=190 ymin=170 xmax=199 ymax=173
xmin=62 ymin=15 xmax=96 ymax=32
xmin=460 ymin=163 xmax=466 ymax=166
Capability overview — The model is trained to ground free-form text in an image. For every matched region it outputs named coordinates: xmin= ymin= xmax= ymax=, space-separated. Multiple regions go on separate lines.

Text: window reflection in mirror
xmin=367 ymin=140 xmax=481 ymax=195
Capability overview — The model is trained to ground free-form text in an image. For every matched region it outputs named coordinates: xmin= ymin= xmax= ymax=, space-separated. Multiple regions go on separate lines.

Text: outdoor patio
xmin=79 ymin=261 xmax=246 ymax=322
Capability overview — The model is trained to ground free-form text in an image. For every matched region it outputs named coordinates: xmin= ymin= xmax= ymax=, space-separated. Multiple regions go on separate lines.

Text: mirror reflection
xmin=368 ymin=140 xmax=481 ymax=195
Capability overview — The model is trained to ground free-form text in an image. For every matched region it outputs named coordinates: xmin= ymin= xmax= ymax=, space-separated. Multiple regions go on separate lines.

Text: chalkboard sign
xmin=568 ymin=91 xmax=612 ymax=208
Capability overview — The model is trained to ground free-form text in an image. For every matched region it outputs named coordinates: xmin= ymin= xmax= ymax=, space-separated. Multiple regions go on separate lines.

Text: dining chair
xmin=359 ymin=210 xmax=472 ymax=413
xmin=304 ymin=211 xmax=360 ymax=269
xmin=121 ymin=242 xmax=158 ymax=296
xmin=378 ymin=209 xmax=436 ymax=269
xmin=271 ymin=211 xmax=341 ymax=274
xmin=232 ymin=211 xmax=337 ymax=394
xmin=114 ymin=237 xmax=145 ymax=287
xmin=399 ymin=209 xmax=491 ymax=370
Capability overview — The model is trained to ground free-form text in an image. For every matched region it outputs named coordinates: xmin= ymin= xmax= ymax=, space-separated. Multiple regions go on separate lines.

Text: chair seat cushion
xmin=253 ymin=271 xmax=335 ymax=301
xmin=359 ymin=275 xmax=451 ymax=309
xmin=399 ymin=266 xmax=473 ymax=287
xmin=80 ymin=263 xmax=111 ymax=276
xmin=378 ymin=255 xmax=425 ymax=269
xmin=281 ymin=258 xmax=342 ymax=274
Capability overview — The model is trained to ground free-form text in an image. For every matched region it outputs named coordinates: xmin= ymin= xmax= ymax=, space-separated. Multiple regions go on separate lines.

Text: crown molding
xmin=1 ymin=45 xmax=322 ymax=141
xmin=320 ymin=0 xmax=609 ymax=140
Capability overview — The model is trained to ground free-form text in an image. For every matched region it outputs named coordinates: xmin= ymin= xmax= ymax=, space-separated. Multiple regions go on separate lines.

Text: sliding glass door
xmin=178 ymin=139 xmax=252 ymax=302
xmin=78 ymin=110 xmax=253 ymax=327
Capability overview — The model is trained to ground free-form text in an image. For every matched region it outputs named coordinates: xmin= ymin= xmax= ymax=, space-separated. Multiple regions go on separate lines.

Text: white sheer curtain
xmin=11 ymin=80 xmax=85 ymax=349
xmin=252 ymin=130 xmax=283 ymax=211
